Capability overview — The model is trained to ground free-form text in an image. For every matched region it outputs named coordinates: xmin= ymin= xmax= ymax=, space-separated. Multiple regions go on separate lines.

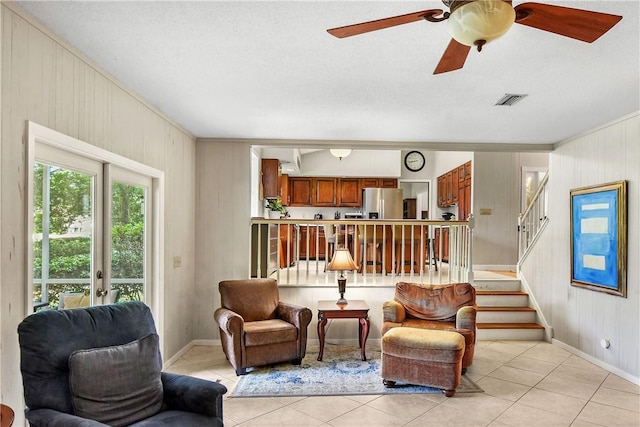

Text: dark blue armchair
xmin=18 ymin=301 xmax=226 ymax=426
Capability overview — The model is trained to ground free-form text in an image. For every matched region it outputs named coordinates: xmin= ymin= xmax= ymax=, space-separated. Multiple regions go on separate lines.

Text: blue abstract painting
xmin=572 ymin=189 xmax=618 ymax=288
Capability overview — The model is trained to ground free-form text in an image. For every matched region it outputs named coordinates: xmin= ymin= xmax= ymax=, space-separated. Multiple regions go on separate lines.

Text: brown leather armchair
xmin=214 ymin=278 xmax=312 ymax=375
xmin=382 ymin=282 xmax=477 ymax=372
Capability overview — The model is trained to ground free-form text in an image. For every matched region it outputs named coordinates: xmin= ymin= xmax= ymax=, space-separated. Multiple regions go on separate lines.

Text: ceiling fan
xmin=327 ymin=1 xmax=622 ymax=74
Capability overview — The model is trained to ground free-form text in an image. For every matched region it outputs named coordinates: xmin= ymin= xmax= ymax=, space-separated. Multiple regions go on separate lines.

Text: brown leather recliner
xmin=382 ymin=282 xmax=477 ymax=372
xmin=214 ymin=278 xmax=312 ymax=375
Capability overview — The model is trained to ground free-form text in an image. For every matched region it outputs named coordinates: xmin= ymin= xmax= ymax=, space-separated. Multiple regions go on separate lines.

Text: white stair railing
xmin=518 ymin=171 xmax=549 ymax=261
xmin=250 ymin=218 xmax=473 ymax=286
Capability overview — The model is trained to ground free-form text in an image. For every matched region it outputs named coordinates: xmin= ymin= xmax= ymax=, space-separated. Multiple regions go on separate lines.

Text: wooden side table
xmin=1 ymin=404 xmax=14 ymax=427
xmin=317 ymin=300 xmax=370 ymax=361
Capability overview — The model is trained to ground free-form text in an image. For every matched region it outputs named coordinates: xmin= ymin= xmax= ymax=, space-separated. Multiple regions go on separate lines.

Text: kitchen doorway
xmin=398 ymin=180 xmax=431 ymax=219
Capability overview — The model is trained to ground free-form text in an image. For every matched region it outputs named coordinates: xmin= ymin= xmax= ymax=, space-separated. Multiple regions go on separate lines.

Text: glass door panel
xmin=32 ymin=161 xmax=99 ymax=311
xmin=110 ymin=180 xmax=147 ymax=303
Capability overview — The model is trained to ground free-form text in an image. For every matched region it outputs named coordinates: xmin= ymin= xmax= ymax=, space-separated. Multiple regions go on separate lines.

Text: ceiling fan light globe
xmin=447 ymin=0 xmax=515 ymax=47
xmin=330 ymin=149 xmax=352 ymax=160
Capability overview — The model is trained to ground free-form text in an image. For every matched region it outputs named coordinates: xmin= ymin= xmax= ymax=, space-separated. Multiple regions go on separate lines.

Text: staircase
xmin=474 ymin=277 xmax=546 ymax=340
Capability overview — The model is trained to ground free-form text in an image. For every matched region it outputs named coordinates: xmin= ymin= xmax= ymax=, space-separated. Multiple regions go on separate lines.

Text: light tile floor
xmin=165 ymin=341 xmax=640 ymax=427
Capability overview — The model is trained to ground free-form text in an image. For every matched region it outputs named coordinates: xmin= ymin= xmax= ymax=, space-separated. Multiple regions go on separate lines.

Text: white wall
xmin=472 ymin=152 xmax=521 ymax=267
xmin=300 ymin=149 xmax=401 ymax=177
xmin=0 ymin=5 xmax=197 ymax=420
xmin=521 ymin=113 xmax=639 ymax=381
xmin=195 ymin=140 xmax=253 ymax=339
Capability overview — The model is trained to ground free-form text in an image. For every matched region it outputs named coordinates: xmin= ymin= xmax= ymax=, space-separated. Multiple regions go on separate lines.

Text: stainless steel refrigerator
xmin=361 ymin=188 xmax=404 ymax=219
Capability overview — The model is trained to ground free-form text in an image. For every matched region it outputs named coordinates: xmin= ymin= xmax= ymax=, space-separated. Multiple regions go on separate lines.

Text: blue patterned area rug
xmin=229 ymin=345 xmax=483 ymax=398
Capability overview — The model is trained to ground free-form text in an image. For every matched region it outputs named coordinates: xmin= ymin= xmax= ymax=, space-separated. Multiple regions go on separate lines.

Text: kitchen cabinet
xmin=362 ymin=178 xmax=397 ymax=188
xmin=298 ymin=225 xmax=327 ymax=260
xmin=459 ymin=161 xmax=471 ymax=181
xmin=445 ymin=171 xmax=455 ymax=205
xmin=288 ymin=176 xmax=397 ymax=207
xmin=314 ymin=178 xmax=337 ymax=206
xmin=361 ymin=178 xmax=380 ymax=188
xmin=451 ymin=168 xmax=459 ymax=204
xmin=437 ymin=175 xmax=446 ymax=207
xmin=261 ymin=158 xmax=280 ymax=199
xmin=280 ymin=173 xmax=289 ymax=205
xmin=437 ymin=161 xmax=471 ymax=210
xmin=338 ymin=178 xmax=361 ymax=207
xmin=289 ymin=177 xmax=313 ymax=206
xmin=434 ymin=227 xmax=449 ymax=263
xmin=457 ymin=161 xmax=472 ymax=220
xmin=278 ymin=224 xmax=296 ymax=268
xmin=403 ymin=198 xmax=417 ymax=219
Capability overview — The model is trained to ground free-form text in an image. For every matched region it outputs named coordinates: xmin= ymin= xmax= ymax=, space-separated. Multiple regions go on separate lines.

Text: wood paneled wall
xmin=521 ymin=113 xmax=640 ymax=381
xmin=472 ymin=152 xmax=521 ymax=266
xmin=0 ymin=5 xmax=197 ymax=419
xmin=195 ymin=140 xmax=253 ymax=339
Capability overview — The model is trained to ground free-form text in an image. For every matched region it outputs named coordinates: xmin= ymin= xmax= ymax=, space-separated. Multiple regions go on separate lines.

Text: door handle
xmin=96 ymin=288 xmax=108 ymax=297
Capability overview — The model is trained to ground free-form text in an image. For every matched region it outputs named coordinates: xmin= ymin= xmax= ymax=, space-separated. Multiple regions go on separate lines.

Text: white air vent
xmin=494 ymin=93 xmax=528 ymax=106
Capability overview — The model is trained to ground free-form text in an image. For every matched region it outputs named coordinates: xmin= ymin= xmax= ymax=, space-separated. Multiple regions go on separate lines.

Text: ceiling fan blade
xmin=327 ymin=9 xmax=443 ymax=38
xmin=514 ymin=2 xmax=622 ymax=43
xmin=434 ymin=39 xmax=471 ymax=74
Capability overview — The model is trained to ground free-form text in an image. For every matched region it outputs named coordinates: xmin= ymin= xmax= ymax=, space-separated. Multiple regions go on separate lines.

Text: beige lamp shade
xmin=327 ymin=248 xmax=357 ymax=305
xmin=327 ymin=248 xmax=358 ymax=271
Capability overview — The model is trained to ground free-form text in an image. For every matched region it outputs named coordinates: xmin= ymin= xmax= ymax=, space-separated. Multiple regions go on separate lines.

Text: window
xmin=26 ymin=122 xmax=163 ymax=323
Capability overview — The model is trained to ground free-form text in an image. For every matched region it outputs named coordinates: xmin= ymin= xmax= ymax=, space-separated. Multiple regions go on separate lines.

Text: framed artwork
xmin=570 ymin=181 xmax=627 ymax=297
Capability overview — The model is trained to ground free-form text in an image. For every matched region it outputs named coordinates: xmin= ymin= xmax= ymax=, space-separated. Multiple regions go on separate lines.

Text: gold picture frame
xmin=570 ymin=181 xmax=627 ymax=297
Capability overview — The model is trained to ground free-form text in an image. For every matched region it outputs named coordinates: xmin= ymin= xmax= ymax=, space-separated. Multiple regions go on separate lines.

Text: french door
xmin=27 ymin=123 xmax=160 ymax=316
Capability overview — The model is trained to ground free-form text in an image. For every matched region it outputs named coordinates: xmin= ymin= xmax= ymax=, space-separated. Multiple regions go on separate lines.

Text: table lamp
xmin=326 ymin=248 xmax=358 ymax=305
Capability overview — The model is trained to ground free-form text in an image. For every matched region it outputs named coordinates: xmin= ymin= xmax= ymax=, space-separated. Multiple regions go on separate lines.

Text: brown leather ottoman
xmin=382 ymin=327 xmax=465 ymax=397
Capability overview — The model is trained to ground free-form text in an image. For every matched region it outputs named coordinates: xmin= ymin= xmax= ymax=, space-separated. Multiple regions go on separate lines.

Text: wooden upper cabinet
xmin=289 ymin=177 xmax=313 ymax=206
xmin=261 ymin=158 xmax=280 ymax=199
xmin=362 ymin=178 xmax=397 ymax=188
xmin=314 ymin=178 xmax=337 ymax=206
xmin=458 ymin=164 xmax=466 ymax=182
xmin=437 ymin=175 xmax=446 ymax=207
xmin=437 ymin=161 xmax=472 ymax=208
xmin=361 ymin=178 xmax=380 ymax=188
xmin=280 ymin=174 xmax=290 ymax=205
xmin=286 ymin=176 xmax=398 ymax=207
xmin=451 ymin=168 xmax=459 ymax=204
xmin=337 ymin=178 xmax=361 ymax=207
xmin=463 ymin=161 xmax=471 ymax=181
xmin=445 ymin=171 xmax=454 ymax=205
xmin=458 ymin=178 xmax=471 ymax=221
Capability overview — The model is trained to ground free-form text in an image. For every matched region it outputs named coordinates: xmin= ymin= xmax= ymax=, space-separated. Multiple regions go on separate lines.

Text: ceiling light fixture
xmin=446 ymin=0 xmax=516 ymax=51
xmin=330 ymin=149 xmax=352 ymax=160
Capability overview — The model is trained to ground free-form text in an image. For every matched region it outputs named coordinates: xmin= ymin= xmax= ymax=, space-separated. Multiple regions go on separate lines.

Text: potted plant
xmin=265 ymin=198 xmax=286 ymax=219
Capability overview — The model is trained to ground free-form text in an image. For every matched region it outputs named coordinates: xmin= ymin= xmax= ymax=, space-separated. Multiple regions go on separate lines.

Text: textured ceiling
xmin=14 ymin=1 xmax=640 ymax=149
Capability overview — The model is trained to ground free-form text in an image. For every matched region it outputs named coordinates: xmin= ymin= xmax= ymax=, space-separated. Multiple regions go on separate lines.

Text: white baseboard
xmin=552 ymin=339 xmax=640 ymax=386
xmin=474 ymin=264 xmax=517 ymax=271
xmin=162 ymin=339 xmax=221 ymax=368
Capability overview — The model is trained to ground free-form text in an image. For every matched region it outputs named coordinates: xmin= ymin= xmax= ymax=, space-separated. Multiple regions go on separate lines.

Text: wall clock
xmin=404 ymin=151 xmax=425 ymax=172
